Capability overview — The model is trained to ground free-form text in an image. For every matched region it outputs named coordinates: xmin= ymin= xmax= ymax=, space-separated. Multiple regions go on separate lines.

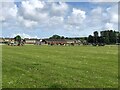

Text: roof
xmin=43 ymin=39 xmax=66 ymax=42
xmin=25 ymin=38 xmax=38 ymax=40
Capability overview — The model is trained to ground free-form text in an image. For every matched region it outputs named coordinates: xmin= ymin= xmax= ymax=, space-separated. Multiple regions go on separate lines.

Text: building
xmin=0 ymin=37 xmax=82 ymax=46
xmin=43 ymin=39 xmax=67 ymax=45
xmin=42 ymin=39 xmax=81 ymax=45
xmin=35 ymin=39 xmax=43 ymax=45
xmin=24 ymin=38 xmax=37 ymax=44
xmin=0 ymin=38 xmax=5 ymax=44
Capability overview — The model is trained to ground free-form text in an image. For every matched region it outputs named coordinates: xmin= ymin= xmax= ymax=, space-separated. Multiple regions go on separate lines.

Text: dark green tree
xmin=109 ymin=30 xmax=116 ymax=44
xmin=65 ymin=37 xmax=68 ymax=39
xmin=100 ymin=31 xmax=110 ymax=44
xmin=14 ymin=35 xmax=22 ymax=46
xmin=118 ymin=33 xmax=120 ymax=43
xmin=93 ymin=31 xmax=99 ymax=44
xmin=87 ymin=35 xmax=94 ymax=43
xmin=61 ymin=36 xmax=65 ymax=39
xmin=49 ymin=35 xmax=61 ymax=39
xmin=98 ymin=36 xmax=104 ymax=43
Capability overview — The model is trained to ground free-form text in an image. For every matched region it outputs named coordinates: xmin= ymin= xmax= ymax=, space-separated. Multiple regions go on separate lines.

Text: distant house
xmin=0 ymin=37 xmax=83 ymax=46
xmin=3 ymin=38 xmax=14 ymax=44
xmin=0 ymin=38 xmax=5 ymax=44
xmin=0 ymin=38 xmax=16 ymax=45
xmin=4 ymin=38 xmax=11 ymax=42
xmin=25 ymin=38 xmax=37 ymax=44
xmin=66 ymin=39 xmax=81 ymax=46
xmin=43 ymin=39 xmax=67 ymax=45
xmin=42 ymin=39 xmax=81 ymax=45
xmin=81 ymin=40 xmax=88 ymax=45
xmin=75 ymin=40 xmax=82 ymax=45
xmin=66 ymin=40 xmax=74 ymax=44
xmin=35 ymin=39 xmax=42 ymax=45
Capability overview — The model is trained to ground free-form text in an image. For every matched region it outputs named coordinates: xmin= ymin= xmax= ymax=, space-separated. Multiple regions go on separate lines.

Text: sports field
xmin=2 ymin=45 xmax=118 ymax=88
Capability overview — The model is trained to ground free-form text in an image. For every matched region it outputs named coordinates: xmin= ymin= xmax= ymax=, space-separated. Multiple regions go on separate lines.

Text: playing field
xmin=2 ymin=45 xmax=118 ymax=88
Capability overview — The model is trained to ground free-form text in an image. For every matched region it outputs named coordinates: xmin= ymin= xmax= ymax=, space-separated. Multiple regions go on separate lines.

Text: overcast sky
xmin=0 ymin=0 xmax=118 ymax=38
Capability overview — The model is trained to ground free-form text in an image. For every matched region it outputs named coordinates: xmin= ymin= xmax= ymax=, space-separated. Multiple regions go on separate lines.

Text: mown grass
xmin=2 ymin=45 xmax=118 ymax=88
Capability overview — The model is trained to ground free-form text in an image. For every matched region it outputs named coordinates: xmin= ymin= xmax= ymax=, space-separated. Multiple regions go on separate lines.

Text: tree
xmin=98 ymin=36 xmax=105 ymax=44
xmin=87 ymin=35 xmax=94 ymax=44
xmin=93 ymin=31 xmax=99 ymax=44
xmin=109 ymin=30 xmax=116 ymax=44
xmin=49 ymin=35 xmax=61 ymax=39
xmin=118 ymin=33 xmax=120 ymax=43
xmin=61 ymin=36 xmax=64 ymax=39
xmin=100 ymin=30 xmax=110 ymax=44
xmin=100 ymin=30 xmax=119 ymax=44
xmin=94 ymin=31 xmax=98 ymax=37
xmin=84 ymin=37 xmax=88 ymax=40
xmin=14 ymin=35 xmax=22 ymax=46
xmin=65 ymin=37 xmax=68 ymax=39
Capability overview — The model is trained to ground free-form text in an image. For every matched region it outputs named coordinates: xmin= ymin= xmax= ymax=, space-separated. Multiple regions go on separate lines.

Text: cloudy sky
xmin=0 ymin=0 xmax=118 ymax=38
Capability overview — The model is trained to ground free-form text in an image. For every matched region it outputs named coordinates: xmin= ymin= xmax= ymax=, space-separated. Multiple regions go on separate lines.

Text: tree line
xmin=87 ymin=30 xmax=120 ymax=45
xmin=49 ymin=30 xmax=120 ymax=45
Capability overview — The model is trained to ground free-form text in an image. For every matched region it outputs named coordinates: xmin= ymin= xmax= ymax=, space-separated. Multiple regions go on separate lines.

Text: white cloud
xmin=101 ymin=4 xmax=118 ymax=30
xmin=1 ymin=1 xmax=118 ymax=38
xmin=17 ymin=16 xmax=38 ymax=28
xmin=0 ymin=16 xmax=5 ymax=22
xmin=12 ymin=33 xmax=38 ymax=39
xmin=67 ymin=8 xmax=86 ymax=25
xmin=90 ymin=7 xmax=103 ymax=23
xmin=91 ymin=7 xmax=102 ymax=15
xmin=111 ymin=14 xmax=118 ymax=23
xmin=21 ymin=0 xmax=44 ymax=10
xmin=0 ymin=2 xmax=18 ymax=22
xmin=17 ymin=1 xmax=69 ymax=30
xmin=49 ymin=16 xmax=64 ymax=27
xmin=19 ymin=0 xmax=48 ymax=22
xmin=106 ymin=5 xmax=118 ymax=24
xmin=88 ymin=0 xmax=119 ymax=2
xmin=0 ymin=0 xmax=14 ymax=2
xmin=51 ymin=2 xmax=68 ymax=16
xmin=84 ymin=7 xmax=104 ymax=29
xmin=63 ymin=8 xmax=86 ymax=32
xmin=105 ymin=23 xmax=114 ymax=30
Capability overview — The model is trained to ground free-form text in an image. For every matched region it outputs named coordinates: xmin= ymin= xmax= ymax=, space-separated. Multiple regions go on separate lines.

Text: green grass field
xmin=2 ymin=45 xmax=118 ymax=88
